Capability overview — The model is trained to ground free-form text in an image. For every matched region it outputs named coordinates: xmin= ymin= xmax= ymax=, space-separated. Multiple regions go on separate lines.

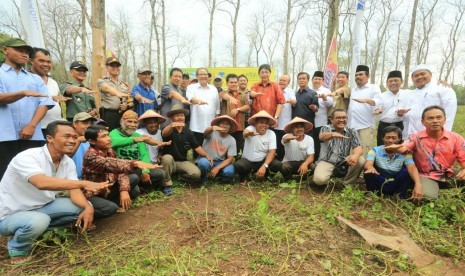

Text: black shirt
xmin=162 ymin=127 xmax=200 ymax=161
xmin=292 ymin=87 xmax=319 ymax=124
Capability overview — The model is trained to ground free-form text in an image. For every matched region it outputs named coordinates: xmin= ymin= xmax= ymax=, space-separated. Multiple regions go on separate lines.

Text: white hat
xmin=411 ymin=64 xmax=432 ymax=75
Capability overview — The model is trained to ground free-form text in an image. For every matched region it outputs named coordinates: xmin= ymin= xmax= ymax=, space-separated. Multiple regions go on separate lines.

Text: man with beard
xmin=364 ymin=126 xmax=422 ymax=199
xmin=280 ymin=117 xmax=315 ymax=180
xmin=109 ymin=110 xmax=166 ymax=195
xmin=136 ymin=110 xmax=171 ymax=164
xmin=161 ymin=104 xmax=213 ymax=193
xmin=234 ymin=111 xmax=281 ymax=185
xmin=197 ymin=115 xmax=238 ymax=185
xmin=160 ymin=68 xmax=192 ymax=127
xmin=0 ymin=38 xmax=55 ymax=180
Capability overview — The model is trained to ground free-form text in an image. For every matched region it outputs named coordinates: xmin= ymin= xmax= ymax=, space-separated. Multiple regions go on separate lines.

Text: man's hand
xmin=212 ymin=126 xmax=226 ymax=132
xmin=256 ymin=165 xmax=267 ymax=178
xmin=120 ymin=103 xmax=128 ymax=111
xmin=229 ymin=108 xmax=239 ymax=117
xmin=309 ymin=104 xmax=318 ymax=112
xmin=411 ymin=184 xmax=424 ymax=201
xmin=249 ymin=91 xmax=264 ymax=98
xmin=331 ymin=132 xmax=349 ymax=139
xmin=160 ymin=141 xmax=172 ymax=147
xmin=396 ymin=108 xmax=411 ymax=117
xmin=134 ymin=161 xmax=163 ymax=171
xmin=317 ymin=93 xmax=328 ymax=101
xmin=80 ymin=87 xmax=97 ymax=94
xmin=170 ymin=122 xmax=185 ymax=128
xmin=437 ymin=80 xmax=451 ymax=88
xmin=298 ymin=162 xmax=310 ymax=175
xmin=364 ymin=167 xmax=379 ymax=175
xmin=227 ymin=96 xmax=239 ymax=105
xmin=140 ymin=97 xmax=154 ymax=104
xmin=181 ymin=99 xmax=192 ymax=106
xmin=373 ymin=108 xmax=382 ymax=115
xmin=140 ymin=173 xmax=152 ymax=185
xmin=115 ymin=91 xmax=128 ymax=98
xmin=209 ymin=167 xmax=220 ymax=178
xmin=120 ymin=190 xmax=131 ymax=211
xmin=22 ymin=90 xmax=48 ymax=97
xmin=244 ymin=130 xmax=259 ymax=138
xmin=19 ymin=124 xmax=36 ymax=140
xmin=346 ymin=155 xmax=358 ymax=167
xmin=384 ymin=144 xmax=403 ymax=151
xmin=284 ymin=135 xmax=299 ymax=141
xmin=196 ymin=99 xmax=208 ymax=105
xmin=456 ymin=168 xmax=465 ymax=181
xmin=134 ymin=136 xmax=150 ymax=143
xmin=205 ymin=155 xmax=214 ymax=167
xmin=82 ymin=181 xmax=113 ymax=194
xmin=52 ymin=96 xmax=72 ymax=102
xmin=75 ymin=206 xmax=94 ymax=233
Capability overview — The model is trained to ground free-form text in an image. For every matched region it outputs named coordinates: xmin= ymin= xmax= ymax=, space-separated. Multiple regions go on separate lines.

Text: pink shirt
xmin=403 ymin=129 xmax=465 ymax=181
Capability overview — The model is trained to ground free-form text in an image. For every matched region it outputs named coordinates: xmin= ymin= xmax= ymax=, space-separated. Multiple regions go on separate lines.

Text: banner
xmin=323 ymin=29 xmax=338 ymax=91
xmin=106 ymin=15 xmax=116 ymax=58
xmin=351 ymin=0 xmax=365 ymax=88
xmin=179 ymin=67 xmax=275 ymax=89
xmin=20 ymin=0 xmax=45 ymax=48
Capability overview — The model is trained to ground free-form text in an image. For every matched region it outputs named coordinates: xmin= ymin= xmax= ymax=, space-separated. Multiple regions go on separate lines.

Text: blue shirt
xmin=131 ymin=83 xmax=157 ymax=117
xmin=71 ymin=142 xmax=90 ymax=179
xmin=0 ymin=63 xmax=54 ymax=141
xmin=367 ymin=145 xmax=414 ymax=178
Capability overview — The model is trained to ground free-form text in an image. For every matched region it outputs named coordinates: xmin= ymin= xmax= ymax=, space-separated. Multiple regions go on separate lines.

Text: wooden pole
xmin=90 ymin=0 xmax=105 ymax=109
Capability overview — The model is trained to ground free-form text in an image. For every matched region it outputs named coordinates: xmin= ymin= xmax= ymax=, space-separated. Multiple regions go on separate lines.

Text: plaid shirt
xmin=82 ymin=146 xmax=135 ymax=197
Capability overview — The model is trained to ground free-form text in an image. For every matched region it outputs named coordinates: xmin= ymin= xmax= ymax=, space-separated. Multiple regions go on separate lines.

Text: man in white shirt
xmin=348 ymin=65 xmax=382 ymax=157
xmin=312 ymin=71 xmax=333 ymax=160
xmin=186 ymin=67 xmax=220 ymax=152
xmin=233 ymin=111 xmax=281 ymax=185
xmin=275 ymin=75 xmax=296 ymax=160
xmin=400 ymin=64 xmax=457 ymax=139
xmin=0 ymin=120 xmax=111 ymax=264
xmin=136 ymin=110 xmax=170 ymax=164
xmin=374 ymin=70 xmax=406 ymax=146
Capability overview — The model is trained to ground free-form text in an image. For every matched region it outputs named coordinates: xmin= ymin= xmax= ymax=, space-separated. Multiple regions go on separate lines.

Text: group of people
xmin=0 ymin=37 xmax=464 ymax=264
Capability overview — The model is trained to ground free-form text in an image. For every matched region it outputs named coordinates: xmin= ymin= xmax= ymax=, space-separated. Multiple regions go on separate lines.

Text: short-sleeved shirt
xmin=250 ymin=81 xmax=285 ymax=116
xmin=71 ymin=141 xmax=90 ymax=179
xmin=97 ymin=77 xmax=131 ymax=110
xmin=282 ymin=134 xmax=314 ymax=162
xmin=131 ymin=83 xmax=157 ymax=117
xmin=202 ymin=131 xmax=237 ymax=161
xmin=136 ymin=128 xmax=163 ymax=164
xmin=162 ymin=127 xmax=200 ymax=161
xmin=160 ymin=83 xmax=183 ymax=127
xmin=402 ymin=129 xmax=465 ymax=181
xmin=0 ymin=145 xmax=78 ymax=220
xmin=276 ymin=87 xmax=296 ymax=130
xmin=318 ymin=124 xmax=362 ymax=164
xmin=293 ymin=87 xmax=319 ymax=125
xmin=0 ymin=63 xmax=54 ymax=141
xmin=61 ymin=80 xmax=96 ymax=119
xmin=186 ymin=83 xmax=220 ymax=133
xmin=332 ymin=85 xmax=351 ymax=111
xmin=220 ymin=89 xmax=249 ymax=131
xmin=367 ymin=146 xmax=414 ymax=178
xmin=242 ymin=126 xmax=276 ymax=162
xmin=41 ymin=77 xmax=63 ymax=129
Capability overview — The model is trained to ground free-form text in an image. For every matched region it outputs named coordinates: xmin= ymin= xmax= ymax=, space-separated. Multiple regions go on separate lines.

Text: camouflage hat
xmin=2 ymin=38 xmax=34 ymax=57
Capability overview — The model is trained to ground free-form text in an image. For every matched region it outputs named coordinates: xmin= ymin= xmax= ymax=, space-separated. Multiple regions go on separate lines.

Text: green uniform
xmin=60 ymin=80 xmax=96 ymax=120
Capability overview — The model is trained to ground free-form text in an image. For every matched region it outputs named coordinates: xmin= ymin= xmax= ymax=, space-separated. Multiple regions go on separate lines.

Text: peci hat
xmin=166 ymin=104 xmax=189 ymax=117
xmin=70 ymin=61 xmax=88 ymax=71
xmin=138 ymin=110 xmax=166 ymax=124
xmin=137 ymin=67 xmax=152 ymax=74
xmin=2 ymin=38 xmax=34 ymax=57
xmin=387 ymin=70 xmax=402 ymax=80
xmin=106 ymin=56 xmax=121 ymax=66
xmin=356 ymin=65 xmax=369 ymax=74
xmin=313 ymin=71 xmax=324 ymax=78
xmin=210 ymin=115 xmax=239 ymax=133
xmin=121 ymin=110 xmax=138 ymax=120
xmin=73 ymin=112 xmax=96 ymax=123
xmin=284 ymin=117 xmax=313 ymax=133
xmin=248 ymin=110 xmax=277 ymax=128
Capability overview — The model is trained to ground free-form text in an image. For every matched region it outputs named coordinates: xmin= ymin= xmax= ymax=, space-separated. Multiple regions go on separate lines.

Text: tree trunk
xmin=161 ymin=0 xmax=166 ymax=86
xmin=403 ymin=0 xmax=419 ymax=88
xmin=325 ymin=0 xmax=339 ymax=57
xmin=232 ymin=0 xmax=240 ymax=67
xmin=90 ymin=0 xmax=105 ymax=108
xmin=208 ymin=0 xmax=216 ymax=67
xmin=283 ymin=0 xmax=291 ymax=74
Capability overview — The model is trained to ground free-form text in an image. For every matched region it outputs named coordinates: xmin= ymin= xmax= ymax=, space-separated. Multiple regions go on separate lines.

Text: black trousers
xmin=233 ymin=158 xmax=281 ymax=181
xmin=0 ymin=140 xmax=45 ymax=181
xmin=273 ymin=129 xmax=285 ymax=161
xmin=280 ymin=161 xmax=312 ymax=178
xmin=193 ymin=131 xmax=204 ymax=159
xmin=311 ymin=126 xmax=323 ymax=161
xmin=230 ymin=130 xmax=245 ymax=157
xmin=377 ymin=121 xmax=404 ymax=146
xmin=101 ymin=108 xmax=122 ymax=131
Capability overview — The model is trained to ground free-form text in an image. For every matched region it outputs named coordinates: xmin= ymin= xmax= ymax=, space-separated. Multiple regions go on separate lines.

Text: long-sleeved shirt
xmin=109 ymin=128 xmax=151 ymax=173
xmin=348 ymin=83 xmax=382 ymax=130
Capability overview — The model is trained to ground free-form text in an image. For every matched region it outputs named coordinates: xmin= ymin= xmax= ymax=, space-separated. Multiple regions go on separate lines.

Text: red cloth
xmin=250 ymin=81 xmax=285 ymax=116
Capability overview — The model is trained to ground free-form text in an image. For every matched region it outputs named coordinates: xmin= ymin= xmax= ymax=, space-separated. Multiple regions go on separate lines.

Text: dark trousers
xmin=311 ymin=126 xmax=322 ymax=161
xmin=0 ymin=140 xmax=45 ymax=181
xmin=364 ymin=168 xmax=412 ymax=198
xmin=193 ymin=131 xmax=204 ymax=159
xmin=273 ymin=129 xmax=285 ymax=161
xmin=377 ymin=121 xmax=404 ymax=146
xmin=233 ymin=158 xmax=281 ymax=181
xmin=230 ymin=131 xmax=245 ymax=157
xmin=280 ymin=161 xmax=312 ymax=179
xmin=129 ymin=168 xmax=165 ymax=190
xmin=101 ymin=108 xmax=122 ymax=131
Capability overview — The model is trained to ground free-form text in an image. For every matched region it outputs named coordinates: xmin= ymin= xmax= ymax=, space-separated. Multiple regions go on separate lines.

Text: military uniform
xmin=60 ymin=80 xmax=96 ymax=121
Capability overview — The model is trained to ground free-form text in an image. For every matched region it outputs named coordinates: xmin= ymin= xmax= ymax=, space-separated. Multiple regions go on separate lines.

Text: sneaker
xmin=162 ymin=186 xmax=173 ymax=196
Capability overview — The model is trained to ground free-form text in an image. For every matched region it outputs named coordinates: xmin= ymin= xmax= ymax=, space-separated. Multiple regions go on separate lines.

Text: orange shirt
xmin=250 ymin=81 xmax=285 ymax=116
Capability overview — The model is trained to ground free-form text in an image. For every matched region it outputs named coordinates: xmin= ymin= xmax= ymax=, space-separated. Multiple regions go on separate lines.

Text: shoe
xmin=162 ymin=186 xmax=173 ymax=196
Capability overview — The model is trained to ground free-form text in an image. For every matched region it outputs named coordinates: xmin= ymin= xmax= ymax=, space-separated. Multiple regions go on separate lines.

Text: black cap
xmin=356 ymin=65 xmax=369 ymax=73
xmin=313 ymin=71 xmax=324 ymax=78
xmin=182 ymin=73 xmax=190 ymax=79
xmin=70 ymin=61 xmax=88 ymax=71
xmin=387 ymin=70 xmax=402 ymax=80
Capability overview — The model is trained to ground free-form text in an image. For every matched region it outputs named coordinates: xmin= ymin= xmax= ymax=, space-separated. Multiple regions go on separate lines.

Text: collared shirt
xmin=0 ymin=145 xmax=77 ymax=220
xmin=402 ymin=129 xmax=465 ymax=181
xmin=162 ymin=127 xmax=200 ymax=161
xmin=276 ymin=87 xmax=296 ymax=130
xmin=61 ymin=80 xmax=96 ymax=119
xmin=250 ymin=81 xmax=285 ymax=116
xmin=160 ymin=83 xmax=183 ymax=127
xmin=318 ymin=124 xmax=362 ymax=164
xmin=0 ymin=63 xmax=54 ymax=141
xmin=367 ymin=145 xmax=414 ymax=178
xmin=97 ymin=77 xmax=131 ymax=110
xmin=313 ymin=86 xmax=333 ymax=128
xmin=332 ymin=84 xmax=351 ymax=111
xmin=131 ymin=82 xmax=157 ymax=117
xmin=293 ymin=87 xmax=319 ymax=125
xmin=402 ymin=83 xmax=457 ymax=139
xmin=186 ymin=83 xmax=220 ymax=133
xmin=82 ymin=146 xmax=135 ymax=196
xmin=378 ymin=89 xmax=407 ymax=123
xmin=41 ymin=77 xmax=63 ymax=129
xmin=348 ymin=83 xmax=382 ymax=130
xmin=220 ymin=89 xmax=248 ymax=131
xmin=71 ymin=141 xmax=90 ymax=179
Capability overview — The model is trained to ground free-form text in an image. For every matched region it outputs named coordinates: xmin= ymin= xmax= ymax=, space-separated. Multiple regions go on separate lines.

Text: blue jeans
xmin=0 ymin=198 xmax=82 ymax=257
xmin=197 ymin=158 xmax=235 ymax=184
xmin=364 ymin=168 xmax=413 ymax=198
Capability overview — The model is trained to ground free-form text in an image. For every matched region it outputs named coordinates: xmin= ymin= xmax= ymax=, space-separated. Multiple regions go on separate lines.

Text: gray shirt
xmin=202 ymin=131 xmax=237 ymax=161
xmin=160 ymin=83 xmax=184 ymax=128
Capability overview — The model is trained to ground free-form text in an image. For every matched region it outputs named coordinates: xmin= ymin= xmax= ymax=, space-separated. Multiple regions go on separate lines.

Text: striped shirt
xmin=367 ymin=146 xmax=414 ymax=178
xmin=318 ymin=124 xmax=362 ymax=164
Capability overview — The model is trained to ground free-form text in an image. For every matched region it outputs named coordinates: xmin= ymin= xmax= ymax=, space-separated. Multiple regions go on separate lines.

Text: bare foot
xmin=10 ymin=256 xmax=30 ymax=265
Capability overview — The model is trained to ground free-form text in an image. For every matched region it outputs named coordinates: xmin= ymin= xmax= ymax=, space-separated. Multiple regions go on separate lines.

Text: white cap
xmin=411 ymin=64 xmax=432 ymax=75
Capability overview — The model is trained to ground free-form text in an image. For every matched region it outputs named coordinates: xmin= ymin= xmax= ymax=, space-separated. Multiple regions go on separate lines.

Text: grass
xmin=1 ymin=106 xmax=464 ymax=275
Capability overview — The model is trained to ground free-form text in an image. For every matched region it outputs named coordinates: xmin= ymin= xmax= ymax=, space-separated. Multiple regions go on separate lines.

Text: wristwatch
xmin=237 ymin=108 xmax=240 ymax=112
xmin=263 ymin=164 xmax=269 ymax=169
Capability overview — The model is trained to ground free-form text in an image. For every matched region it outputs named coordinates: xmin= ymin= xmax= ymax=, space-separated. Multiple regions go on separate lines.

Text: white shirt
xmin=136 ymin=128 xmax=162 ymax=164
xmin=276 ymin=87 xmax=296 ymax=130
xmin=313 ymin=86 xmax=333 ymax=128
xmin=282 ymin=134 xmax=314 ymax=162
xmin=242 ymin=126 xmax=276 ymax=162
xmin=41 ymin=77 xmax=63 ymax=128
xmin=402 ymin=82 xmax=457 ymax=139
xmin=0 ymin=145 xmax=78 ymax=220
xmin=348 ymin=83 xmax=382 ymax=130
xmin=186 ymin=83 xmax=220 ymax=133
xmin=378 ymin=89 xmax=406 ymax=123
